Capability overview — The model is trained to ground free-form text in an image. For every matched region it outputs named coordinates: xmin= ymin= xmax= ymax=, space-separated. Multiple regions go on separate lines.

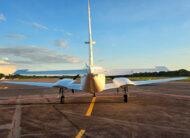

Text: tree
xmin=0 ymin=73 xmax=5 ymax=79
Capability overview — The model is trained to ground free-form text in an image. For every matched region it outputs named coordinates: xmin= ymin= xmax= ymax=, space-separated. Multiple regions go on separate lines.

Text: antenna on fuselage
xmin=85 ymin=0 xmax=96 ymax=67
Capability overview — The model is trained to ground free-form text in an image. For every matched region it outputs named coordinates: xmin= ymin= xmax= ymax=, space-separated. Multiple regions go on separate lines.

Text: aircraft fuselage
xmin=81 ymin=73 xmax=105 ymax=93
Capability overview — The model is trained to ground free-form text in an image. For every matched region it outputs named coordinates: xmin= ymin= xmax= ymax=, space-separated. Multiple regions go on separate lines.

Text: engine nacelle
xmin=53 ymin=79 xmax=74 ymax=88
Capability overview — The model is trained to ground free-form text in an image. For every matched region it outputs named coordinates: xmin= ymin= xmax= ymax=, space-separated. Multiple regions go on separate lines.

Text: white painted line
xmin=8 ymin=96 xmax=22 ymax=138
xmin=0 ymin=124 xmax=11 ymax=130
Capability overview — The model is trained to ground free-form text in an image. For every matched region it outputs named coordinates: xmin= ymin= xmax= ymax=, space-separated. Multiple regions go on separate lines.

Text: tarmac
xmin=0 ymin=78 xmax=190 ymax=138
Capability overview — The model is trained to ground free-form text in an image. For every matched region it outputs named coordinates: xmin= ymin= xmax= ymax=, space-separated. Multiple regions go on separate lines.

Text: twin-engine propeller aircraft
xmin=1 ymin=0 xmax=187 ymax=103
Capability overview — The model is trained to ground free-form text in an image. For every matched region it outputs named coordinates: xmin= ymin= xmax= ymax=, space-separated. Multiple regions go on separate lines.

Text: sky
xmin=0 ymin=0 xmax=190 ymax=71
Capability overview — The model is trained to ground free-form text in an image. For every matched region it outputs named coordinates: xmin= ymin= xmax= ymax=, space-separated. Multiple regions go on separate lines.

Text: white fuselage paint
xmin=81 ymin=66 xmax=105 ymax=93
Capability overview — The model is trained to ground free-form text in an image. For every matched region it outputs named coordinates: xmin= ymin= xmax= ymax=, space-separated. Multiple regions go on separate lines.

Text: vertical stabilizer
xmin=85 ymin=0 xmax=95 ymax=68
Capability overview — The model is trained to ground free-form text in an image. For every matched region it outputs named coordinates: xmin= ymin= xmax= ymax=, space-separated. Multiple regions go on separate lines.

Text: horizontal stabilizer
xmin=14 ymin=69 xmax=87 ymax=76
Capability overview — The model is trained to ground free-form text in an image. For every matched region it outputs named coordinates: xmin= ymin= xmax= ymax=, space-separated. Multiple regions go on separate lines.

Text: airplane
xmin=1 ymin=0 xmax=187 ymax=104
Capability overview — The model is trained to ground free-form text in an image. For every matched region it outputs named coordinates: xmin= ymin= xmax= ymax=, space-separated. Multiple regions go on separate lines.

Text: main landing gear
xmin=59 ymin=88 xmax=65 ymax=104
xmin=123 ymin=87 xmax=128 ymax=103
xmin=117 ymin=88 xmax=119 ymax=95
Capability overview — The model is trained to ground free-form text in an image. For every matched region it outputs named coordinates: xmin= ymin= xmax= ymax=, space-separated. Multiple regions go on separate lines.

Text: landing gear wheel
xmin=124 ymin=94 xmax=128 ymax=103
xmin=60 ymin=96 xmax=65 ymax=104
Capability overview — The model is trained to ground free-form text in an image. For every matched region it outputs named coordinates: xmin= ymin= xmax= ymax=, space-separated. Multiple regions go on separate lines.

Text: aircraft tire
xmin=124 ymin=94 xmax=128 ymax=103
xmin=60 ymin=96 xmax=65 ymax=104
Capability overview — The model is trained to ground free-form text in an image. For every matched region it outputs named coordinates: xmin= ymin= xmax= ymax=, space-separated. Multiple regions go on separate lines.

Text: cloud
xmin=2 ymin=57 xmax=9 ymax=61
xmin=18 ymin=20 xmax=48 ymax=30
xmin=53 ymin=29 xmax=72 ymax=36
xmin=0 ymin=65 xmax=16 ymax=75
xmin=54 ymin=28 xmax=64 ymax=33
xmin=31 ymin=22 xmax=48 ymax=30
xmin=0 ymin=57 xmax=10 ymax=65
xmin=5 ymin=34 xmax=25 ymax=39
xmin=66 ymin=32 xmax=72 ymax=36
xmin=50 ymin=39 xmax=69 ymax=48
xmin=0 ymin=13 xmax=6 ymax=22
xmin=0 ymin=46 xmax=82 ymax=66
xmin=0 ymin=60 xmax=9 ymax=64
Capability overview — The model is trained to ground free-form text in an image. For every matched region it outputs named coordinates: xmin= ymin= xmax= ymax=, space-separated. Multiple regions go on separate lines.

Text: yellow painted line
xmin=85 ymin=97 xmax=96 ymax=116
xmin=97 ymin=96 xmax=122 ymax=98
xmin=129 ymin=95 xmax=136 ymax=98
xmin=75 ymin=129 xmax=85 ymax=138
xmin=97 ymin=95 xmax=136 ymax=98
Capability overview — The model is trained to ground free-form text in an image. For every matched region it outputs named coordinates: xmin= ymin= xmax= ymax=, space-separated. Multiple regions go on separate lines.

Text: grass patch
xmin=177 ymin=77 xmax=190 ymax=81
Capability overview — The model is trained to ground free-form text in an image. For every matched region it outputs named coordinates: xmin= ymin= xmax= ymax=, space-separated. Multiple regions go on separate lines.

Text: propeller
xmin=73 ymin=74 xmax=80 ymax=80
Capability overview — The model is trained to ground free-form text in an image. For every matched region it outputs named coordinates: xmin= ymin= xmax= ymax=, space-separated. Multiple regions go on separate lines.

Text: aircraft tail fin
xmin=85 ymin=0 xmax=95 ymax=68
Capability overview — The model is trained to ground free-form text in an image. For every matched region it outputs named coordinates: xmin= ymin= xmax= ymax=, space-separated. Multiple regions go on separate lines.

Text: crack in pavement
xmin=58 ymin=110 xmax=190 ymax=134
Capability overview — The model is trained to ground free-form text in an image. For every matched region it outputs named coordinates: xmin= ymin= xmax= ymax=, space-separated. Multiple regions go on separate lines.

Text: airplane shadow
xmin=0 ymin=100 xmax=124 ymax=106
xmin=0 ymin=96 xmax=125 ymax=106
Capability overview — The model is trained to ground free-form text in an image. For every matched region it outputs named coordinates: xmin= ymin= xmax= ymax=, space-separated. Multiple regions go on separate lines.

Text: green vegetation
xmin=0 ymin=73 xmax=5 ymax=79
xmin=130 ymin=69 xmax=190 ymax=77
xmin=179 ymin=77 xmax=190 ymax=81
xmin=107 ymin=69 xmax=190 ymax=78
xmin=106 ymin=69 xmax=190 ymax=81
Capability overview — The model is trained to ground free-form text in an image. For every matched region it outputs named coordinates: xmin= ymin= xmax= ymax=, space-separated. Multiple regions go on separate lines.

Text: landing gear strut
xmin=117 ymin=88 xmax=119 ymax=95
xmin=59 ymin=88 xmax=65 ymax=104
xmin=123 ymin=87 xmax=128 ymax=103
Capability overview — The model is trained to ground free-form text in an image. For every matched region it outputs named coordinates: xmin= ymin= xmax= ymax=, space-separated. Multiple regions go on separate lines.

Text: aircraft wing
xmin=2 ymin=81 xmax=54 ymax=87
xmin=104 ymin=77 xmax=187 ymax=90
xmin=14 ymin=69 xmax=87 ymax=75
xmin=133 ymin=77 xmax=187 ymax=85
xmin=2 ymin=79 xmax=82 ymax=90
